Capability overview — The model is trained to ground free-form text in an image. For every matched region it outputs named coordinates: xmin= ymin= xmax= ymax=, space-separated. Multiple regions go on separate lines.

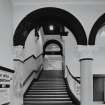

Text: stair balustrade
xmin=11 ymin=54 xmax=43 ymax=105
xmin=65 ymin=65 xmax=80 ymax=105
xmin=24 ymin=70 xmax=73 ymax=105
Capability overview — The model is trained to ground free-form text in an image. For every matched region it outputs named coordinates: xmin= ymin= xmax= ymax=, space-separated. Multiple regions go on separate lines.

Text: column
xmin=80 ymin=58 xmax=93 ymax=105
xmin=78 ymin=45 xmax=94 ymax=105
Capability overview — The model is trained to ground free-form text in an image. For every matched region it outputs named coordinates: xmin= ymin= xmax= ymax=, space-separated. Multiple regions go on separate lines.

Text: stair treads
xmin=31 ymin=84 xmax=66 ymax=87
xmin=25 ymin=94 xmax=69 ymax=97
xmin=25 ymin=96 xmax=70 ymax=99
xmin=31 ymin=86 xmax=66 ymax=88
xmin=38 ymin=79 xmax=64 ymax=81
xmin=29 ymin=87 xmax=66 ymax=89
xmin=24 ymin=97 xmax=71 ymax=101
xmin=24 ymin=103 xmax=74 ymax=105
xmin=26 ymin=91 xmax=68 ymax=95
xmin=32 ymin=80 xmax=65 ymax=82
xmin=32 ymin=82 xmax=65 ymax=85
xmin=24 ymin=70 xmax=74 ymax=105
xmin=24 ymin=100 xmax=72 ymax=104
xmin=40 ymin=70 xmax=63 ymax=79
xmin=28 ymin=89 xmax=66 ymax=92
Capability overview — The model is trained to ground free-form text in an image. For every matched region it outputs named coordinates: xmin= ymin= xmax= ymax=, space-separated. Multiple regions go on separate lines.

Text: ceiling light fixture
xmin=49 ymin=25 xmax=54 ymax=31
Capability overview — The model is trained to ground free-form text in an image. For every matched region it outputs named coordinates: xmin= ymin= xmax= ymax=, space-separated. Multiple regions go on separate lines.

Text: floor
xmin=94 ymin=102 xmax=105 ymax=105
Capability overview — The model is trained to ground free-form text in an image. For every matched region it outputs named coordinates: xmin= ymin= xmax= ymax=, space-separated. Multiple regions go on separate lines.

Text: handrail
xmin=23 ymin=64 xmax=42 ymax=87
xmin=65 ymin=65 xmax=80 ymax=105
xmin=66 ymin=65 xmax=80 ymax=84
xmin=0 ymin=66 xmax=14 ymax=73
xmin=22 ymin=71 xmax=34 ymax=87
xmin=13 ymin=53 xmax=43 ymax=87
xmin=13 ymin=53 xmax=43 ymax=63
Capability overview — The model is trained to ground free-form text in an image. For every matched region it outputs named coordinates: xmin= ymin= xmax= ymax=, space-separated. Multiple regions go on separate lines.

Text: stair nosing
xmin=24 ymin=100 xmax=72 ymax=104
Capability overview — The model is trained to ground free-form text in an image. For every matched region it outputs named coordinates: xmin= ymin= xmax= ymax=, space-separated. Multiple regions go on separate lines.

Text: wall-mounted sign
xmin=0 ymin=70 xmax=13 ymax=105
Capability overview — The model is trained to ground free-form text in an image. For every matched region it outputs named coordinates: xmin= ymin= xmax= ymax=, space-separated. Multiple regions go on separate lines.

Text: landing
xmin=39 ymin=70 xmax=64 ymax=79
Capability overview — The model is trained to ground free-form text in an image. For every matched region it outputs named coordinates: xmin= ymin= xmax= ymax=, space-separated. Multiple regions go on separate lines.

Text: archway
xmin=89 ymin=13 xmax=105 ymax=45
xmin=43 ymin=39 xmax=63 ymax=56
xmin=13 ymin=7 xmax=87 ymax=46
xmin=43 ymin=39 xmax=63 ymax=71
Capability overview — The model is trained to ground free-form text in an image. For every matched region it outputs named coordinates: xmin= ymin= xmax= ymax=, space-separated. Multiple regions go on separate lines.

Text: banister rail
xmin=11 ymin=53 xmax=43 ymax=105
xmin=65 ymin=65 xmax=80 ymax=105
xmin=66 ymin=65 xmax=80 ymax=84
xmin=23 ymin=64 xmax=43 ymax=87
xmin=0 ymin=66 xmax=14 ymax=73
xmin=13 ymin=53 xmax=43 ymax=63
xmin=13 ymin=53 xmax=43 ymax=89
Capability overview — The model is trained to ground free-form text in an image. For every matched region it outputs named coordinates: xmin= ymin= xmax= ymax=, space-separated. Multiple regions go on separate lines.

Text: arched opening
xmin=89 ymin=13 xmax=105 ymax=45
xmin=43 ymin=39 xmax=63 ymax=56
xmin=43 ymin=40 xmax=63 ymax=70
xmin=13 ymin=7 xmax=87 ymax=46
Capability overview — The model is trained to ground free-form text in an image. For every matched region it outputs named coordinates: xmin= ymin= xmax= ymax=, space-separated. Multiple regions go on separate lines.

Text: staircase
xmin=24 ymin=70 xmax=75 ymax=105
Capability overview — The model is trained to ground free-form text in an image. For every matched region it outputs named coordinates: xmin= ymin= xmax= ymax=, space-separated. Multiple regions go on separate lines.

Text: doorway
xmin=43 ymin=40 xmax=63 ymax=70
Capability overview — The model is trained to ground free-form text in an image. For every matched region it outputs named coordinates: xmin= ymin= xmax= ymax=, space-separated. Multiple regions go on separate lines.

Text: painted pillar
xmin=80 ymin=58 xmax=93 ymax=105
xmin=78 ymin=45 xmax=94 ymax=105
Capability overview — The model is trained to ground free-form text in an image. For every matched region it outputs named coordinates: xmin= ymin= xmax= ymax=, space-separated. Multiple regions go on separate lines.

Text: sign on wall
xmin=0 ymin=70 xmax=13 ymax=105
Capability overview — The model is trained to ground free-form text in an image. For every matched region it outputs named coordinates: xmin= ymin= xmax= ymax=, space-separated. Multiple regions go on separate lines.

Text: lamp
xmin=49 ymin=25 xmax=54 ymax=31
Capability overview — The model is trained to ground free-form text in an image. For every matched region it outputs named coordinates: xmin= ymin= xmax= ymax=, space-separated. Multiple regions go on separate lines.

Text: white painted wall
xmin=1 ymin=0 xmax=105 ymax=75
xmin=64 ymin=27 xmax=80 ymax=77
xmin=24 ymin=28 xmax=43 ymax=58
xmin=0 ymin=0 xmax=13 ymax=69
xmin=22 ymin=56 xmax=42 ymax=83
xmin=18 ymin=27 xmax=43 ymax=84
xmin=93 ymin=26 xmax=105 ymax=74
